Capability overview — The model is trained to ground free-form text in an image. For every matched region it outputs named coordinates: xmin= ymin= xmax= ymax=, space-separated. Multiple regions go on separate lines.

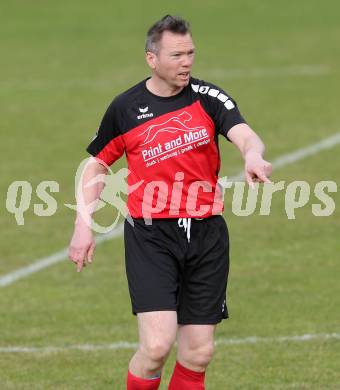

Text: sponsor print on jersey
xmin=122 ymin=100 xmax=220 ymax=218
xmin=137 ymin=108 xmax=212 ymax=168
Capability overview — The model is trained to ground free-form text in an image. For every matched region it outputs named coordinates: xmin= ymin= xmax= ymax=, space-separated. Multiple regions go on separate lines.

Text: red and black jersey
xmin=87 ymin=77 xmax=246 ymax=219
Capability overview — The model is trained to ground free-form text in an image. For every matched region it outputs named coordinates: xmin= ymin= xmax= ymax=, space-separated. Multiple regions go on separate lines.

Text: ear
xmin=145 ymin=51 xmax=157 ymax=70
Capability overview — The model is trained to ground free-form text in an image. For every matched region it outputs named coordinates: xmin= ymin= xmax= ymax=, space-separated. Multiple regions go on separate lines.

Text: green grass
xmin=1 ymin=0 xmax=340 ymax=388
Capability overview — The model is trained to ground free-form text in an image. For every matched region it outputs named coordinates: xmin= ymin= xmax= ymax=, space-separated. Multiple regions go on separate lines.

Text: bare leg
xmin=129 ymin=311 xmax=178 ymax=378
xmin=176 ymin=324 xmax=216 ymax=371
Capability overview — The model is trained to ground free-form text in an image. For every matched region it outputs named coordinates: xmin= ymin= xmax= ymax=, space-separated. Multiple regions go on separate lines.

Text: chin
xmin=178 ymin=79 xmax=190 ymax=87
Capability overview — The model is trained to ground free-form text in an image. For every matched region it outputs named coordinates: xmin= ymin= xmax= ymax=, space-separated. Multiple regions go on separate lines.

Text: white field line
xmin=0 ymin=332 xmax=339 ymax=354
xmin=0 ymin=132 xmax=340 ymax=288
xmin=0 ymin=223 xmax=124 ymax=287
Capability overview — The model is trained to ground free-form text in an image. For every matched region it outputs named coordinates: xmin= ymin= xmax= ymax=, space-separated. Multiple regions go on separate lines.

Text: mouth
xmin=178 ymin=72 xmax=190 ymax=80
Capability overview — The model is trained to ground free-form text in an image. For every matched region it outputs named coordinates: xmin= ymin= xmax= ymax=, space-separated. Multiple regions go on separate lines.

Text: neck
xmin=146 ymin=76 xmax=184 ymax=97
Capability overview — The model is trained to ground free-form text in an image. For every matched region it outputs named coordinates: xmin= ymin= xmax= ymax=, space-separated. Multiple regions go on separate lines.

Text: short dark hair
xmin=145 ymin=15 xmax=191 ymax=53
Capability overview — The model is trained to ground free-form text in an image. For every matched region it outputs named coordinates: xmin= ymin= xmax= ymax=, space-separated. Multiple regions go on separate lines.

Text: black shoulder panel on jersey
xmin=190 ymin=77 xmax=247 ymax=139
xmin=86 ymin=100 xmax=120 ymax=157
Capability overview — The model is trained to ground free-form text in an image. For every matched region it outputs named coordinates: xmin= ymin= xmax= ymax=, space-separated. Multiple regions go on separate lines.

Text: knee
xmin=193 ymin=343 xmax=214 ymax=368
xmin=141 ymin=340 xmax=174 ymax=364
xmin=180 ymin=341 xmax=215 ymax=369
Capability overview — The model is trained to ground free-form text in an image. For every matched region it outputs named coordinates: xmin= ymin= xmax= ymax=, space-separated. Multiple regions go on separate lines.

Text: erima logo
xmin=137 ymin=106 xmax=154 ymax=120
xmin=191 ymin=84 xmax=235 ymax=110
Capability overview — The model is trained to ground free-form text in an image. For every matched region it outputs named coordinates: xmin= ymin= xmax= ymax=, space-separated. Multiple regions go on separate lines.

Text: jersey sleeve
xmin=86 ymin=99 xmax=125 ymax=166
xmin=199 ymin=82 xmax=247 ymax=141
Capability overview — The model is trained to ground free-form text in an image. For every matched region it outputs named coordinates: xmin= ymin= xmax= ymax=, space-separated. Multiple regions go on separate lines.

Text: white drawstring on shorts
xmin=178 ymin=218 xmax=192 ymax=243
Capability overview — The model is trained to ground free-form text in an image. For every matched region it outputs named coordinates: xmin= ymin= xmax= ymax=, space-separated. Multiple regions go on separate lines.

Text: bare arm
xmin=68 ymin=157 xmax=108 ymax=272
xmin=228 ymin=123 xmax=272 ymax=187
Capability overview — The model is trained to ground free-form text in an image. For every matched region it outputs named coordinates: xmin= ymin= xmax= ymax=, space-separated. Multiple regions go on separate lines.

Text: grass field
xmin=1 ymin=0 xmax=340 ymax=388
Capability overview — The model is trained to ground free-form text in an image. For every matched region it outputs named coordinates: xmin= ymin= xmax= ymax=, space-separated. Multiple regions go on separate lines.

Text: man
xmin=68 ymin=15 xmax=272 ymax=390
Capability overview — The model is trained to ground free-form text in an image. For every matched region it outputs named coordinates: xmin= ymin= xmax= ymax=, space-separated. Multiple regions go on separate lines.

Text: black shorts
xmin=124 ymin=215 xmax=229 ymax=325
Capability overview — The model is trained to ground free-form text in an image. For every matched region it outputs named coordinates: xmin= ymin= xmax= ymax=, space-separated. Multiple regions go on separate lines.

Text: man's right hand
xmin=68 ymin=223 xmax=96 ymax=272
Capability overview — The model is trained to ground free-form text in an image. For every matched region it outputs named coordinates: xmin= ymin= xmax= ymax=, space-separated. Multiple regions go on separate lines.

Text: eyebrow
xmin=170 ymin=48 xmax=195 ymax=55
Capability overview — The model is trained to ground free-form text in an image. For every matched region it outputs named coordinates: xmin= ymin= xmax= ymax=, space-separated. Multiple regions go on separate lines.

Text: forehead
xmin=158 ymin=31 xmax=194 ymax=52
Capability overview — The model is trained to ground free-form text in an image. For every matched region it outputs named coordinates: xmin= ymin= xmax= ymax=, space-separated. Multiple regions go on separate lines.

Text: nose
xmin=182 ymin=54 xmax=194 ymax=68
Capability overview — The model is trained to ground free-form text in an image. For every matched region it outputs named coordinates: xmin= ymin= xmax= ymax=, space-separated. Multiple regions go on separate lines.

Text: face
xmin=146 ymin=31 xmax=195 ymax=90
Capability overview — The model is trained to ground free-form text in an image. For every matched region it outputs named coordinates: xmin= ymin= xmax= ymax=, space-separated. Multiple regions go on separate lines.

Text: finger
xmin=69 ymin=248 xmax=87 ymax=271
xmin=256 ymin=171 xmax=272 ymax=183
xmin=68 ymin=248 xmax=76 ymax=262
xmin=87 ymin=243 xmax=96 ymax=263
xmin=264 ymin=163 xmax=273 ymax=177
xmin=68 ymin=249 xmax=80 ymax=264
xmin=251 ymin=166 xmax=272 ymax=183
xmin=77 ymin=259 xmax=84 ymax=272
xmin=245 ymin=171 xmax=255 ymax=189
